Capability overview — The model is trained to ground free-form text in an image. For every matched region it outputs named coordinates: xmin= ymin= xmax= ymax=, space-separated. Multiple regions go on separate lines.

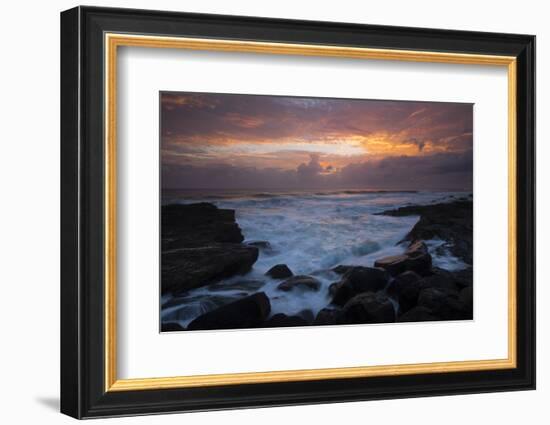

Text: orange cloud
xmin=161 ymin=92 xmax=473 ymax=184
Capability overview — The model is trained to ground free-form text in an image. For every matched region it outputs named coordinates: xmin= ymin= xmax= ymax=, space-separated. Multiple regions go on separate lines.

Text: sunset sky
xmin=161 ymin=92 xmax=473 ymax=191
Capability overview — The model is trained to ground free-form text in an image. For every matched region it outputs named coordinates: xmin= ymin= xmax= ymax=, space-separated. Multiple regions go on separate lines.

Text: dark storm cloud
xmin=162 ymin=150 xmax=473 ymax=191
xmin=338 ymin=150 xmax=473 ymax=190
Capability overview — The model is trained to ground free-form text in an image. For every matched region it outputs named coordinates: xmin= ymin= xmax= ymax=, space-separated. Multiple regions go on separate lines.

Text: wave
xmin=161 ymin=191 xmax=470 ymax=325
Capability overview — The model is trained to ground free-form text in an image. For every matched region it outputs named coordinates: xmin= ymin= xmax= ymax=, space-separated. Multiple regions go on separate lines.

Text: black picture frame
xmin=60 ymin=5 xmax=535 ymax=419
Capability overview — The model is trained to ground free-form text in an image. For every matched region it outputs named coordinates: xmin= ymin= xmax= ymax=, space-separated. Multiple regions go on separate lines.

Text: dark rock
xmin=387 ymin=271 xmax=422 ymax=313
xmin=263 ymin=313 xmax=309 ymax=328
xmin=161 ymin=202 xmax=260 ymax=295
xmin=162 ymin=203 xmax=244 ymax=249
xmin=338 ymin=292 xmax=396 ymax=324
xmin=388 ymin=268 xmax=473 ymax=315
xmin=420 ymin=268 xmax=461 ymax=291
xmin=417 ymin=287 xmax=471 ymax=320
xmin=187 ymin=292 xmax=271 ymax=330
xmin=329 ymin=281 xmax=341 ymax=297
xmin=332 ymin=265 xmax=355 ymax=275
xmin=404 ymin=241 xmax=432 ymax=275
xmin=374 ymin=249 xmax=432 ymax=276
xmin=247 ymin=240 xmax=274 ymax=253
xmin=376 ymin=200 xmax=473 ymax=265
xmin=388 ymin=270 xmax=421 ymax=296
xmin=246 ymin=240 xmax=271 ymax=249
xmin=398 ymin=306 xmax=438 ymax=322
xmin=161 ymin=322 xmax=185 ymax=332
xmin=451 ymin=267 xmax=473 ymax=288
xmin=424 ymin=267 xmax=473 ymax=291
xmin=374 ymin=254 xmax=409 ymax=276
xmin=459 ymin=286 xmax=473 ymax=315
xmin=277 ymin=275 xmax=321 ymax=292
xmin=162 ymin=244 xmax=258 ymax=294
xmin=331 ymin=266 xmax=389 ymax=306
xmin=265 ymin=264 xmax=293 ymax=279
xmin=406 ymin=240 xmax=429 ymax=255
xmin=344 ymin=266 xmax=389 ymax=290
xmin=313 ymin=308 xmax=341 ymax=325
xmin=297 ymin=309 xmax=315 ymax=323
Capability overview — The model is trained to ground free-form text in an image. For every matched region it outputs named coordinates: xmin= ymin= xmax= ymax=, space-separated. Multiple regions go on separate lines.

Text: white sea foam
xmin=161 ymin=191 xmax=470 ymax=326
xmin=425 ymin=239 xmax=470 ymax=271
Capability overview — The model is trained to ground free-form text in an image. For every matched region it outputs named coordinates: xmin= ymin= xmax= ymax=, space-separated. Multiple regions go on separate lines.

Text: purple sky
xmin=161 ymin=92 xmax=473 ymax=191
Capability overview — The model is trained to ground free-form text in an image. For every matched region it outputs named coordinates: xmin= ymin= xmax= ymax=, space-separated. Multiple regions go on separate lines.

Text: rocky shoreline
xmin=161 ymin=203 xmax=259 ymax=295
xmin=375 ymin=197 xmax=473 ymax=264
xmin=161 ymin=198 xmax=473 ymax=332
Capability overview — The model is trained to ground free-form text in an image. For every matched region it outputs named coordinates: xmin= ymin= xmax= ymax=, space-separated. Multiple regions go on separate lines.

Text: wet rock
xmin=162 ymin=245 xmax=258 ymax=294
xmin=265 ymin=264 xmax=293 ymax=279
xmin=277 ymin=275 xmax=321 ymax=292
xmin=161 ymin=202 xmax=260 ymax=295
xmin=297 ymin=309 xmax=315 ymax=323
xmin=161 ymin=322 xmax=185 ymax=332
xmin=388 ymin=268 xmax=473 ymax=315
xmin=246 ymin=240 xmax=271 ymax=249
xmin=329 ymin=281 xmax=341 ymax=296
xmin=263 ymin=313 xmax=309 ymax=328
xmin=459 ymin=286 xmax=473 ymax=316
xmin=331 ymin=266 xmax=389 ymax=306
xmin=247 ymin=240 xmax=275 ymax=254
xmin=398 ymin=306 xmax=438 ymax=322
xmin=451 ymin=267 xmax=473 ymax=289
xmin=406 ymin=240 xmax=429 ymax=256
xmin=374 ymin=254 xmax=410 ymax=276
xmin=313 ymin=308 xmax=341 ymax=325
xmin=162 ymin=203 xmax=244 ymax=249
xmin=374 ymin=248 xmax=432 ymax=276
xmin=339 ymin=292 xmax=396 ymax=324
xmin=388 ymin=270 xmax=421 ymax=296
xmin=332 ymin=265 xmax=355 ymax=275
xmin=187 ymin=292 xmax=271 ymax=330
xmin=343 ymin=267 xmax=389 ymax=290
xmin=387 ymin=271 xmax=422 ymax=313
xmin=417 ymin=287 xmax=471 ymax=320
xmin=376 ymin=200 xmax=473 ymax=265
xmin=422 ymin=268 xmax=464 ymax=291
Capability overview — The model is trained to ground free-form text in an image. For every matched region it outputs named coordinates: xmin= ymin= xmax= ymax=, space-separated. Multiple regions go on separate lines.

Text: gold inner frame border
xmin=104 ymin=33 xmax=517 ymax=392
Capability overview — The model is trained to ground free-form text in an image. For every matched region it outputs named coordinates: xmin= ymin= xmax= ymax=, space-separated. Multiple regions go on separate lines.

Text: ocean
xmin=161 ymin=190 xmax=471 ymax=327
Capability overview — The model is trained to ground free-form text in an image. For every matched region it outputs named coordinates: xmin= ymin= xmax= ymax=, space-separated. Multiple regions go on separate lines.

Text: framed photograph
xmin=60 ymin=6 xmax=535 ymax=419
